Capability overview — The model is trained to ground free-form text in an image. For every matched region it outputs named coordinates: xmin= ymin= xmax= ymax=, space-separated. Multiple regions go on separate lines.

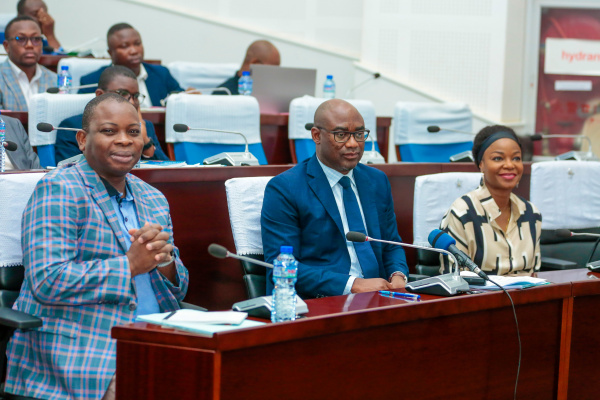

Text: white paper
xmin=165 ymin=310 xmax=248 ymax=325
xmin=554 ymin=80 xmax=592 ymax=91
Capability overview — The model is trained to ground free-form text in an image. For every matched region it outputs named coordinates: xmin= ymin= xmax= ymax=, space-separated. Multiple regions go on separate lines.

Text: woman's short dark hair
xmin=472 ymin=125 xmax=521 ymax=169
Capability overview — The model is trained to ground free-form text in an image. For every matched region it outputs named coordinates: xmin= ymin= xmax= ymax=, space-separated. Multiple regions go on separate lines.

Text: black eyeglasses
xmin=316 ymin=126 xmax=370 ymax=143
xmin=108 ymin=89 xmax=146 ymax=104
xmin=8 ymin=36 xmax=44 ymax=47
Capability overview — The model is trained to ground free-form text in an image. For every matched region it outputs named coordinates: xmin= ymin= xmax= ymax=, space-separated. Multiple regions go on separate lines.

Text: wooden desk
xmin=130 ymin=164 xmax=531 ymax=309
xmin=112 ymin=282 xmax=571 ymax=399
xmin=538 ymin=269 xmax=600 ymax=399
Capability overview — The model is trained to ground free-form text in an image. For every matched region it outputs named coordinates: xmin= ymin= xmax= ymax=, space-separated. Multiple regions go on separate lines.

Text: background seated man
xmin=5 ymin=93 xmax=189 ymax=399
xmin=17 ymin=0 xmax=62 ymax=52
xmin=79 ymin=23 xmax=184 ymax=107
xmin=214 ymin=39 xmax=280 ymax=95
xmin=0 ymin=15 xmax=56 ymax=111
xmin=56 ymin=65 xmax=169 ymax=163
xmin=261 ymin=99 xmax=409 ymax=298
xmin=1 ymin=113 xmax=40 ymax=169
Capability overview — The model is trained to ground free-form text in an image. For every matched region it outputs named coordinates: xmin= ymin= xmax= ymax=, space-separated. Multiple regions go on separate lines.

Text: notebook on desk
xmin=250 ymin=64 xmax=317 ymax=113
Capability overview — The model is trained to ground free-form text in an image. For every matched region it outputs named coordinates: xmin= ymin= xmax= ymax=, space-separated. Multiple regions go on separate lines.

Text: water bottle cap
xmin=280 ymin=246 xmax=293 ymax=254
xmin=242 ymin=71 xmax=250 ymax=76
xmin=326 ymin=75 xmax=333 ymax=79
xmin=61 ymin=66 xmax=69 ymax=71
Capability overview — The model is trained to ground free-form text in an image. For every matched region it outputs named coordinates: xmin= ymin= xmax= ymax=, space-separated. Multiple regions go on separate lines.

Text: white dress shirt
xmin=316 ymin=156 xmax=368 ymax=294
xmin=8 ymin=59 xmax=43 ymax=109
xmin=137 ymin=63 xmax=152 ymax=108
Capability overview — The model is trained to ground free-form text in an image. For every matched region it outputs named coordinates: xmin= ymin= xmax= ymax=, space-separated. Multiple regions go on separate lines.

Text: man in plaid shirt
xmin=5 ymin=93 xmax=189 ymax=399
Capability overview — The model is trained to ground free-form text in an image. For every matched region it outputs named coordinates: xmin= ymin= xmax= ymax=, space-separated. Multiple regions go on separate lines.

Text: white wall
xmin=0 ymin=0 xmax=539 ymax=129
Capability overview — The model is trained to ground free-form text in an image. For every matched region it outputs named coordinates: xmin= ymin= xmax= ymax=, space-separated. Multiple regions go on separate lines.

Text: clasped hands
xmin=351 ymin=274 xmax=406 ymax=293
xmin=126 ymin=222 xmax=173 ymax=277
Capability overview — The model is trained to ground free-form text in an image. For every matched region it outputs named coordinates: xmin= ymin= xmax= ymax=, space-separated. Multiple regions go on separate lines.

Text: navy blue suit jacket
xmin=54 ymin=114 xmax=169 ymax=163
xmin=78 ymin=63 xmax=183 ymax=106
xmin=261 ymin=155 xmax=408 ymax=298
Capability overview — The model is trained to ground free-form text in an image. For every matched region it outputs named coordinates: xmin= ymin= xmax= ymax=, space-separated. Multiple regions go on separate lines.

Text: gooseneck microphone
xmin=2 ymin=141 xmax=18 ymax=151
xmin=428 ymin=229 xmax=489 ymax=281
xmin=427 ymin=125 xmax=475 ymax=135
xmin=172 ymin=124 xmax=260 ymax=166
xmin=207 ymin=243 xmax=310 ymax=319
xmin=46 ymin=83 xmax=98 ymax=94
xmin=346 ymin=72 xmax=381 ymax=97
xmin=346 ymin=231 xmax=470 ymax=296
xmin=530 ymin=133 xmax=592 ymax=149
xmin=37 ymin=123 xmax=80 ymax=133
xmin=172 ymin=124 xmax=251 ymax=153
xmin=208 ymin=243 xmax=273 ymax=269
xmin=346 ymin=231 xmax=459 ymax=268
xmin=554 ymin=228 xmax=600 ymax=238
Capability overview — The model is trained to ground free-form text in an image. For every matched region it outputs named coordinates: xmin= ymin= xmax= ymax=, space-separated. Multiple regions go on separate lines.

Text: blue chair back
xmin=174 ymin=142 xmax=267 ymax=165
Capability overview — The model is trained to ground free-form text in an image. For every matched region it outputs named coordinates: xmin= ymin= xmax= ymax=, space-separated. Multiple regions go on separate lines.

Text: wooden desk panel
xmin=113 ymin=283 xmax=570 ymax=399
xmin=539 ymin=269 xmax=600 ymax=399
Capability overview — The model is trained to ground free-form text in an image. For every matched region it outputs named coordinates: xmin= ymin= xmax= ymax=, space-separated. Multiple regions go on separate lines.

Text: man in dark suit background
xmin=79 ymin=23 xmax=184 ymax=107
xmin=215 ymin=40 xmax=280 ymax=95
xmin=1 ymin=114 xmax=40 ymax=170
xmin=261 ymin=99 xmax=409 ymax=298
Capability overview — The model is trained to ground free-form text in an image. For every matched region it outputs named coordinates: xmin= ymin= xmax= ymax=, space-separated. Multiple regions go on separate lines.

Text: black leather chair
xmin=0 ymin=266 xmax=42 ymax=400
xmin=239 ymin=254 xmax=268 ymax=299
xmin=540 ymin=227 xmax=600 ymax=270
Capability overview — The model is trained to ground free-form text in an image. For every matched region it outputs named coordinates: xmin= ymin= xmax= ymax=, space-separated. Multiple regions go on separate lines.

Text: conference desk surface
xmin=112 ymin=271 xmax=585 ymax=400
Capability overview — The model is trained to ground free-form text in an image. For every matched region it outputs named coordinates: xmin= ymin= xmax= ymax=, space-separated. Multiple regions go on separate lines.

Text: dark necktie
xmin=339 ymin=176 xmax=379 ymax=278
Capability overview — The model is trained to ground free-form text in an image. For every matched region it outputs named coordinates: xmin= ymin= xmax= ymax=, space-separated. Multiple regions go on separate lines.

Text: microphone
xmin=530 ymin=133 xmax=596 ymax=161
xmin=345 ymin=231 xmax=469 ymax=296
xmin=554 ymin=229 xmax=600 ymax=238
xmin=172 ymin=124 xmax=259 ymax=166
xmin=46 ymin=83 xmax=98 ymax=94
xmin=305 ymin=123 xmax=314 ymax=130
xmin=208 ymin=244 xmax=273 ymax=269
xmin=428 ymin=229 xmax=489 ymax=281
xmin=37 ymin=123 xmax=80 ymax=133
xmin=427 ymin=125 xmax=475 ymax=135
xmin=207 ymin=243 xmax=308 ymax=319
xmin=346 ymin=72 xmax=381 ymax=97
xmin=2 ymin=141 xmax=18 ymax=151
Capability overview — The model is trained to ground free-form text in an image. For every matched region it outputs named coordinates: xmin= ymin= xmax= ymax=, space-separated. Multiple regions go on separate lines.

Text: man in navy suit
xmin=261 ymin=99 xmax=409 ymax=298
xmin=79 ymin=23 xmax=183 ymax=107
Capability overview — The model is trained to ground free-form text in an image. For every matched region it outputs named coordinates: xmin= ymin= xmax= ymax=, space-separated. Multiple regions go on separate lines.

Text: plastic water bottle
xmin=57 ymin=65 xmax=72 ymax=94
xmin=323 ymin=75 xmax=335 ymax=99
xmin=271 ymin=246 xmax=298 ymax=323
xmin=0 ymin=113 xmax=5 ymax=173
xmin=238 ymin=71 xmax=253 ymax=95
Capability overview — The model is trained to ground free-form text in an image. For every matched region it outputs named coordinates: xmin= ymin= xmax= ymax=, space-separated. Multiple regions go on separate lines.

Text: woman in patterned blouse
xmin=439 ymin=125 xmax=542 ymax=275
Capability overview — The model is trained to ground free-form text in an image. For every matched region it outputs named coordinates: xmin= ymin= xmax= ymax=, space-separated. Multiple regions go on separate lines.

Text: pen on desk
xmin=164 ymin=311 xmax=177 ymax=320
xmin=378 ymin=291 xmax=421 ymax=301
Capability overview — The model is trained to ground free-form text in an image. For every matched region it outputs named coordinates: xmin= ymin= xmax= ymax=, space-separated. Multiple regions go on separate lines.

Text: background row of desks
xmin=112 ymin=268 xmax=600 ymax=400
xmin=2 ymin=111 xmax=392 ymax=165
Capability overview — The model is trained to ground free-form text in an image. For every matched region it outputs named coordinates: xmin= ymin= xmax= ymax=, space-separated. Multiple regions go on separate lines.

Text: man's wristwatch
xmin=142 ymin=139 xmax=154 ymax=151
xmin=389 ymin=271 xmax=408 ymax=283
xmin=156 ymin=251 xmax=174 ymax=268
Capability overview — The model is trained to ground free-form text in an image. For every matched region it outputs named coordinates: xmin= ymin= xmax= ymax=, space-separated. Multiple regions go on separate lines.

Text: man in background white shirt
xmin=0 ymin=16 xmax=56 ymax=111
